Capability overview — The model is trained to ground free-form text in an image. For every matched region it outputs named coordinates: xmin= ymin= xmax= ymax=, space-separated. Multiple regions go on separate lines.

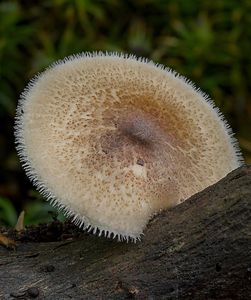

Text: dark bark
xmin=0 ymin=166 xmax=251 ymax=300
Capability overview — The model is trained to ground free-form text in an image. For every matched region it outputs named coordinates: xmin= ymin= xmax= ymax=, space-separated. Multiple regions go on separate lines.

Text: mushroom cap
xmin=15 ymin=52 xmax=243 ymax=241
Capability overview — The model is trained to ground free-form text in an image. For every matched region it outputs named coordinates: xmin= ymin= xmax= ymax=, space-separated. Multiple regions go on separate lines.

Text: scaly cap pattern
xmin=15 ymin=52 xmax=243 ymax=242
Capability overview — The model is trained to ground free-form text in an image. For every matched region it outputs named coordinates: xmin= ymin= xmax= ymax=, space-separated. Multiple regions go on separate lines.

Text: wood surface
xmin=0 ymin=165 xmax=250 ymax=299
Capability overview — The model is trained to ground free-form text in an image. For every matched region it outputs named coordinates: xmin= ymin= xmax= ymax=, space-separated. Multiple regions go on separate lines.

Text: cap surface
xmin=15 ymin=53 xmax=243 ymax=241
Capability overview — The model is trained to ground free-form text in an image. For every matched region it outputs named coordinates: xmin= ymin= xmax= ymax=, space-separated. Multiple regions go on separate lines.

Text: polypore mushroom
xmin=15 ymin=52 xmax=243 ymax=241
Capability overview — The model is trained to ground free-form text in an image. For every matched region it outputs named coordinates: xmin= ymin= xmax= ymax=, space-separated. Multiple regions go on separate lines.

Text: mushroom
xmin=15 ymin=52 xmax=243 ymax=242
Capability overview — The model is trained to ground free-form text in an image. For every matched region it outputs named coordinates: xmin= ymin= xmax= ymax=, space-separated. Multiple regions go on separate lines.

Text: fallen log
xmin=0 ymin=165 xmax=250 ymax=299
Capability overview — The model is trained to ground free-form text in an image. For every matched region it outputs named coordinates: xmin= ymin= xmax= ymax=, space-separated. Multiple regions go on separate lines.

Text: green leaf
xmin=0 ymin=197 xmax=17 ymax=226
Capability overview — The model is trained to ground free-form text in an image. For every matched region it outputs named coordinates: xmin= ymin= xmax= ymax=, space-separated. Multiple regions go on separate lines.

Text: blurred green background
xmin=0 ymin=0 xmax=251 ymax=227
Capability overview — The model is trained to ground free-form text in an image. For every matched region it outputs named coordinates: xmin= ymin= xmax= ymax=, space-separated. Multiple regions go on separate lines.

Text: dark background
xmin=0 ymin=0 xmax=250 ymax=226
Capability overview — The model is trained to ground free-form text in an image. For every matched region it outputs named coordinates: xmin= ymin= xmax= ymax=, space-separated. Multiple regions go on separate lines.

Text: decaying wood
xmin=0 ymin=165 xmax=250 ymax=300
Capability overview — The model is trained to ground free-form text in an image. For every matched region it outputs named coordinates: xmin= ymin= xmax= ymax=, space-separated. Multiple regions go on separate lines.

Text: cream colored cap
xmin=15 ymin=53 xmax=243 ymax=241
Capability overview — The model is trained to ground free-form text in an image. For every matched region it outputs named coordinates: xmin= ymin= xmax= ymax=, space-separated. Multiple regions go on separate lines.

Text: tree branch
xmin=0 ymin=166 xmax=251 ymax=299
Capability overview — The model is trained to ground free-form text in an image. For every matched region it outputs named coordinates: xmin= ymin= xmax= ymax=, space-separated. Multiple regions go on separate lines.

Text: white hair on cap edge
xmin=14 ymin=52 xmax=243 ymax=242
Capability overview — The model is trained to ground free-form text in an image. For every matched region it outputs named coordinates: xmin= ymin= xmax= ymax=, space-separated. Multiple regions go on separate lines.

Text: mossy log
xmin=0 ymin=166 xmax=250 ymax=300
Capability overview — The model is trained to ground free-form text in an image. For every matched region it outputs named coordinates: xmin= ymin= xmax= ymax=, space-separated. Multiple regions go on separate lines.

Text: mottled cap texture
xmin=15 ymin=52 xmax=243 ymax=241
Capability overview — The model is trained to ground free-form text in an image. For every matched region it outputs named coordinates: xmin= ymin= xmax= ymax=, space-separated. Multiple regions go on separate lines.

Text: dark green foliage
xmin=0 ymin=0 xmax=250 ymax=226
